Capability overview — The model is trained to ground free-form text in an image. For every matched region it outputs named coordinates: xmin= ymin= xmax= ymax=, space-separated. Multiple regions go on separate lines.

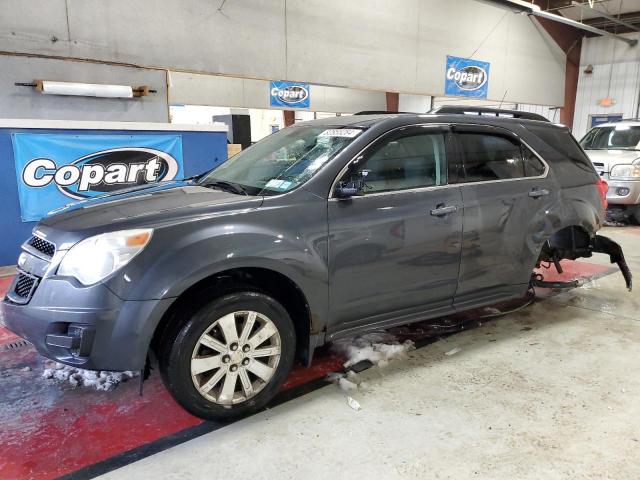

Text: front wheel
xmin=159 ymin=291 xmax=296 ymax=421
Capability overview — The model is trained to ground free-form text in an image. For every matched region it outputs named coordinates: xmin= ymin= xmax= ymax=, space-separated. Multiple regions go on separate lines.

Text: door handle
xmin=529 ymin=188 xmax=550 ymax=198
xmin=430 ymin=204 xmax=458 ymax=216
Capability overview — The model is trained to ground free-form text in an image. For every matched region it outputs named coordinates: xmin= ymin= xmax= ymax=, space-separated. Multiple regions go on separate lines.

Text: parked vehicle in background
xmin=1 ymin=107 xmax=632 ymax=421
xmin=580 ymin=120 xmax=640 ymax=223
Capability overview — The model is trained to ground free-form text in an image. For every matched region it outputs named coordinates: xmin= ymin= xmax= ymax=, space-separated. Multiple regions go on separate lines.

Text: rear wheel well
xmin=539 ymin=225 xmax=593 ymax=263
xmin=150 ymin=268 xmax=312 ymax=365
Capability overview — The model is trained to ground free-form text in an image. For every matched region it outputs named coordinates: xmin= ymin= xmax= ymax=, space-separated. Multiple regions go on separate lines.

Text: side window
xmin=344 ymin=130 xmax=447 ymax=194
xmin=526 ymin=124 xmax=594 ymax=172
xmin=457 ymin=132 xmax=525 ymax=182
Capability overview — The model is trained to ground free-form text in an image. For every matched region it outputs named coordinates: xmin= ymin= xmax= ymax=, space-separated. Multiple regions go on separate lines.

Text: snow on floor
xmin=327 ymin=370 xmax=365 ymax=392
xmin=332 ymin=332 xmax=415 ymax=369
xmin=328 ymin=332 xmax=416 ymax=398
xmin=42 ymin=360 xmax=138 ymax=391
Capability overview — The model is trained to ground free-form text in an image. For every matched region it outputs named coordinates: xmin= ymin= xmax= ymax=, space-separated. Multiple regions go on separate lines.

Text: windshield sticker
xmin=265 ymin=179 xmax=293 ymax=191
xmin=318 ymin=129 xmax=362 ymax=138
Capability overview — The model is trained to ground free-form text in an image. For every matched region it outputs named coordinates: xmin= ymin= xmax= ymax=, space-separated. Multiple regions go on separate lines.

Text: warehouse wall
xmin=399 ymin=94 xmax=433 ymax=114
xmin=0 ymin=0 xmax=565 ymax=106
xmin=168 ymin=72 xmax=386 ymax=113
xmin=0 ymin=55 xmax=169 ymax=121
xmin=573 ymin=33 xmax=640 ymax=139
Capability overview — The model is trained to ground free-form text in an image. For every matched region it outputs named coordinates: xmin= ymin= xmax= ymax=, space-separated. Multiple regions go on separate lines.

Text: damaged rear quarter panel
xmin=518 ymin=124 xmax=603 ymax=239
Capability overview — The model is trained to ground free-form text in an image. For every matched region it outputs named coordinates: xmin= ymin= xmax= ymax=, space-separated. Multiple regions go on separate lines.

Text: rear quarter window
xmin=525 ymin=125 xmax=595 ymax=174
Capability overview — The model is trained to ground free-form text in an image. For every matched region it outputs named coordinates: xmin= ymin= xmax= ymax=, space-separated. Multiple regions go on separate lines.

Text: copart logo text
xmin=270 ymin=84 xmax=309 ymax=105
xmin=446 ymin=65 xmax=488 ymax=91
xmin=22 ymin=148 xmax=179 ymax=199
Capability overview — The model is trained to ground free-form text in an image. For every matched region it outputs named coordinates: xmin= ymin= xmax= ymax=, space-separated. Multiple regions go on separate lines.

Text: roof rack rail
xmin=429 ymin=106 xmax=549 ymax=122
xmin=353 ymin=110 xmax=412 ymax=115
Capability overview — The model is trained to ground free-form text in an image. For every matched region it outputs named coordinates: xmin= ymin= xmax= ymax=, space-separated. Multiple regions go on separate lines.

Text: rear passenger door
xmin=451 ymin=125 xmax=554 ymax=307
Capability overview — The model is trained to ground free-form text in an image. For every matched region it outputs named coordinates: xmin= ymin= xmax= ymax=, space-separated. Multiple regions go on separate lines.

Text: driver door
xmin=327 ymin=125 xmax=463 ymax=336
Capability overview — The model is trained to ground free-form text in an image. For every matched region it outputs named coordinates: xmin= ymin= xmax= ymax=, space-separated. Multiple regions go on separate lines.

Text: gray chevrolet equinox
xmin=1 ymin=107 xmax=632 ymax=420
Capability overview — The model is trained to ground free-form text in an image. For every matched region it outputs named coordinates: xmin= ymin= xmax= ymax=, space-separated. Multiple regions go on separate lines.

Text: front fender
xmin=104 ymin=197 xmax=329 ymax=331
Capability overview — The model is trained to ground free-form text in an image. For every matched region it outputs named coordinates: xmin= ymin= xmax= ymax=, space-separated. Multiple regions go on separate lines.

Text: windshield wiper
xmin=183 ymin=172 xmax=206 ymax=182
xmin=201 ymin=180 xmax=249 ymax=196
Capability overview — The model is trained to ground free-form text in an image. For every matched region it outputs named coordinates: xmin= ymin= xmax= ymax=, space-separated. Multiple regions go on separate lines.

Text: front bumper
xmin=1 ymin=277 xmax=173 ymax=371
xmin=604 ymin=177 xmax=640 ymax=205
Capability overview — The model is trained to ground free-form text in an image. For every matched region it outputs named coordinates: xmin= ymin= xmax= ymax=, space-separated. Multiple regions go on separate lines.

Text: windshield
xmin=199 ymin=126 xmax=363 ymax=195
xmin=580 ymin=125 xmax=640 ymax=151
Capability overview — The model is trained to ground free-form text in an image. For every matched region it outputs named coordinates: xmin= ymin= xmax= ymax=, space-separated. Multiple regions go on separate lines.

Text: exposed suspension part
xmin=533 ymin=227 xmax=632 ymax=292
xmin=592 ymin=235 xmax=632 ymax=291
xmin=530 ymin=272 xmax=579 ymax=290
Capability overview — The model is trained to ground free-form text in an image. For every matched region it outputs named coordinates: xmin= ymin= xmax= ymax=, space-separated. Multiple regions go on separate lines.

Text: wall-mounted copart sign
xmin=12 ymin=133 xmax=184 ymax=221
xmin=445 ymin=55 xmax=490 ymax=99
xmin=270 ymin=81 xmax=310 ymax=109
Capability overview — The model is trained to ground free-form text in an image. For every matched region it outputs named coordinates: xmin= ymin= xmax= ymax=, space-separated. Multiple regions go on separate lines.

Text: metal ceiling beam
xmin=571 ymin=1 xmax=640 ymax=32
xmin=535 ymin=10 xmax=638 ymax=45
xmin=487 ymin=0 xmax=638 ymax=46
xmin=543 ymin=0 xmax=606 ymax=13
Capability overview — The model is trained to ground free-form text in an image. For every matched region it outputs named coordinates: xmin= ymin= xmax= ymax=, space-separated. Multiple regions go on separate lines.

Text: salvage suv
xmin=1 ymin=107 xmax=632 ymax=421
xmin=580 ymin=119 xmax=640 ymax=223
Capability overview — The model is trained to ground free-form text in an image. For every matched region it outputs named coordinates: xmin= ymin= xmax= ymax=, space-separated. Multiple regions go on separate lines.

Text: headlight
xmin=610 ymin=164 xmax=640 ymax=180
xmin=58 ymin=229 xmax=153 ymax=285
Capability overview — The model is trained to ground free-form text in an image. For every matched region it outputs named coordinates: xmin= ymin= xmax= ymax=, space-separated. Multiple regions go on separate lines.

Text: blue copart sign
xmin=270 ymin=81 xmax=310 ymax=109
xmin=12 ymin=133 xmax=184 ymax=221
xmin=445 ymin=55 xmax=490 ymax=99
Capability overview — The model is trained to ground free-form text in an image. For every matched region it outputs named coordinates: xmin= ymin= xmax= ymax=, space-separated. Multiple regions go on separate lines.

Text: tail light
xmin=596 ymin=178 xmax=608 ymax=209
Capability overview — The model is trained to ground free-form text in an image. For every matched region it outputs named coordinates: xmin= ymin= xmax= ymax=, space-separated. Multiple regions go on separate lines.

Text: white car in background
xmin=580 ymin=120 xmax=640 ymax=223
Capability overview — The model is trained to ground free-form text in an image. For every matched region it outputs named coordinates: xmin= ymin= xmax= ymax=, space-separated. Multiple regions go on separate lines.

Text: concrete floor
xmin=95 ymin=226 xmax=637 ymax=479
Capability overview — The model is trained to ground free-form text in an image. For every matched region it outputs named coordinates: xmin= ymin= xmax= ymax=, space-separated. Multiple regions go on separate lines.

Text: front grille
xmin=28 ymin=236 xmax=55 ymax=257
xmin=6 ymin=271 xmax=39 ymax=305
xmin=15 ymin=273 xmax=35 ymax=297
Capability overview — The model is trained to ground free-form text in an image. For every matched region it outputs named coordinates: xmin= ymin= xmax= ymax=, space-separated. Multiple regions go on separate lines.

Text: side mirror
xmin=334 ymin=170 xmax=370 ymax=198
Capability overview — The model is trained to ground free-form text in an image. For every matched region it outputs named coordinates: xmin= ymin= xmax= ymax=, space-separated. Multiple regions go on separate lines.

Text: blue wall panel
xmin=0 ymin=127 xmax=227 ymax=265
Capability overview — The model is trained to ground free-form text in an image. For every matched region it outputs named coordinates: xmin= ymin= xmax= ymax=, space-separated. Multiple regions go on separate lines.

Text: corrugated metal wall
xmin=516 ymin=104 xmax=560 ymax=123
xmin=573 ymin=33 xmax=640 ymax=139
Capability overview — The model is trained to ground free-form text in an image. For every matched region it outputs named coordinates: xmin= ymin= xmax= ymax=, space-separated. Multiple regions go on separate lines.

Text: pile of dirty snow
xmin=42 ymin=360 xmax=138 ymax=391
xmin=327 ymin=333 xmax=416 ymax=410
xmin=332 ymin=332 xmax=415 ymax=369
xmin=327 ymin=370 xmax=366 ymax=392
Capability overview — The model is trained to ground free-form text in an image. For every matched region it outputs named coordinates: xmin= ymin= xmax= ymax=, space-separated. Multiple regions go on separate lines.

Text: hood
xmin=37 ymin=181 xmax=262 ymax=246
xmin=584 ymin=149 xmax=640 ymax=173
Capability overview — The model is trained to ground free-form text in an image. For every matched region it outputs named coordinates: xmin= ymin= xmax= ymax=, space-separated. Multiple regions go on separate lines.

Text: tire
xmin=159 ymin=291 xmax=296 ymax=421
xmin=631 ymin=206 xmax=640 ymax=225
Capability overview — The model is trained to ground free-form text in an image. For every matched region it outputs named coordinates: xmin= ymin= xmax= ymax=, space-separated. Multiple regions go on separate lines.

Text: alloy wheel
xmin=190 ymin=310 xmax=282 ymax=405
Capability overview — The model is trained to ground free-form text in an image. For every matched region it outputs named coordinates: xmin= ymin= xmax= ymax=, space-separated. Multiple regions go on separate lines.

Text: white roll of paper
xmin=40 ymin=81 xmax=134 ymax=98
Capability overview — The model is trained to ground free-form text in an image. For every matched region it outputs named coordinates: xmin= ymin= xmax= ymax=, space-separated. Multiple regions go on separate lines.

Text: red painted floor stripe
xmin=622 ymin=227 xmax=640 ymax=237
xmin=534 ymin=259 xmax=613 ymax=283
xmin=0 ymin=326 xmax=19 ymax=346
xmin=0 ymin=343 xmax=346 ymax=479
xmin=0 ymin=276 xmax=20 ymax=346
xmin=0 ymin=258 xmax=621 ymax=480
